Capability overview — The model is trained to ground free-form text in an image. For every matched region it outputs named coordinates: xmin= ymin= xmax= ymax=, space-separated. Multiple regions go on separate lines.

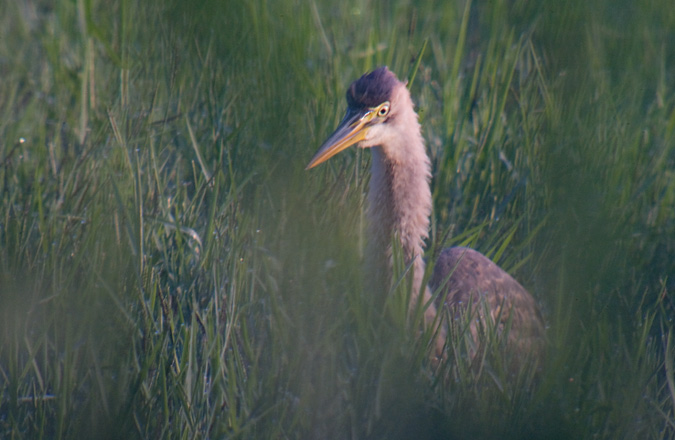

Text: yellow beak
xmin=306 ymin=108 xmax=374 ymax=169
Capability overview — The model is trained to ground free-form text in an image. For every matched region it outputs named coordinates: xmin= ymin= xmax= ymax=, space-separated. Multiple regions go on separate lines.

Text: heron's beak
xmin=306 ymin=108 xmax=375 ymax=169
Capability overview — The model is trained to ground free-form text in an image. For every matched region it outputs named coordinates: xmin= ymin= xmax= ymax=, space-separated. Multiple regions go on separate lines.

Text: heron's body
xmin=307 ymin=67 xmax=545 ymax=364
xmin=430 ymin=247 xmax=545 ymax=360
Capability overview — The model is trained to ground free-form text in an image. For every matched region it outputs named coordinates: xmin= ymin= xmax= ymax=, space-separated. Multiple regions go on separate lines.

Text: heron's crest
xmin=346 ymin=66 xmax=399 ymax=109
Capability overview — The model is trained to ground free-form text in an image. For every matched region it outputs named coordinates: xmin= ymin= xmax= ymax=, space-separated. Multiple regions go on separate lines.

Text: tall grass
xmin=1 ymin=0 xmax=674 ymax=438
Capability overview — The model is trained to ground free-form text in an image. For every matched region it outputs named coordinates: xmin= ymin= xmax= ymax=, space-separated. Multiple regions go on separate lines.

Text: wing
xmin=429 ymin=246 xmax=545 ymax=364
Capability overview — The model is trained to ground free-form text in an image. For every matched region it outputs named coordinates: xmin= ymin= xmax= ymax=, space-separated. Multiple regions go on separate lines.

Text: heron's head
xmin=306 ymin=66 xmax=408 ymax=169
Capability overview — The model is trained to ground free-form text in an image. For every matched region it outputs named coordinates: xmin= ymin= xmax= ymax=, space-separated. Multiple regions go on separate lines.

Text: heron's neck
xmin=366 ymin=116 xmax=432 ymax=297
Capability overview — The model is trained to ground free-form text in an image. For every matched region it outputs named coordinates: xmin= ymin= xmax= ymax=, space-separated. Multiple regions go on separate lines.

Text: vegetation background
xmin=1 ymin=0 xmax=674 ymax=438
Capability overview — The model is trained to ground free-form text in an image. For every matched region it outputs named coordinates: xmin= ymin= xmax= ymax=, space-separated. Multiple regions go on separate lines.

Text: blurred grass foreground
xmin=1 ymin=0 xmax=675 ymax=438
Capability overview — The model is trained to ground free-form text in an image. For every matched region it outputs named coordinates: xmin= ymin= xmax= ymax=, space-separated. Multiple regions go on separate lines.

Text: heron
xmin=306 ymin=66 xmax=545 ymax=365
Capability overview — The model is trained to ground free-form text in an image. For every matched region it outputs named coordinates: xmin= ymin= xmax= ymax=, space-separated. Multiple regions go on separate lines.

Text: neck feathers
xmin=366 ymin=86 xmax=432 ymax=296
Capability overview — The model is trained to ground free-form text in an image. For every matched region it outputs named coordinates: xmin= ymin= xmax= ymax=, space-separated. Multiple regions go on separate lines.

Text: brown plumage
xmin=430 ymin=247 xmax=545 ymax=363
xmin=307 ymin=67 xmax=545 ymax=367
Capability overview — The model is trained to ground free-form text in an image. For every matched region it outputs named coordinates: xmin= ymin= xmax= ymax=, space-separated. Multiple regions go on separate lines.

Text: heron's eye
xmin=377 ymin=103 xmax=390 ymax=117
